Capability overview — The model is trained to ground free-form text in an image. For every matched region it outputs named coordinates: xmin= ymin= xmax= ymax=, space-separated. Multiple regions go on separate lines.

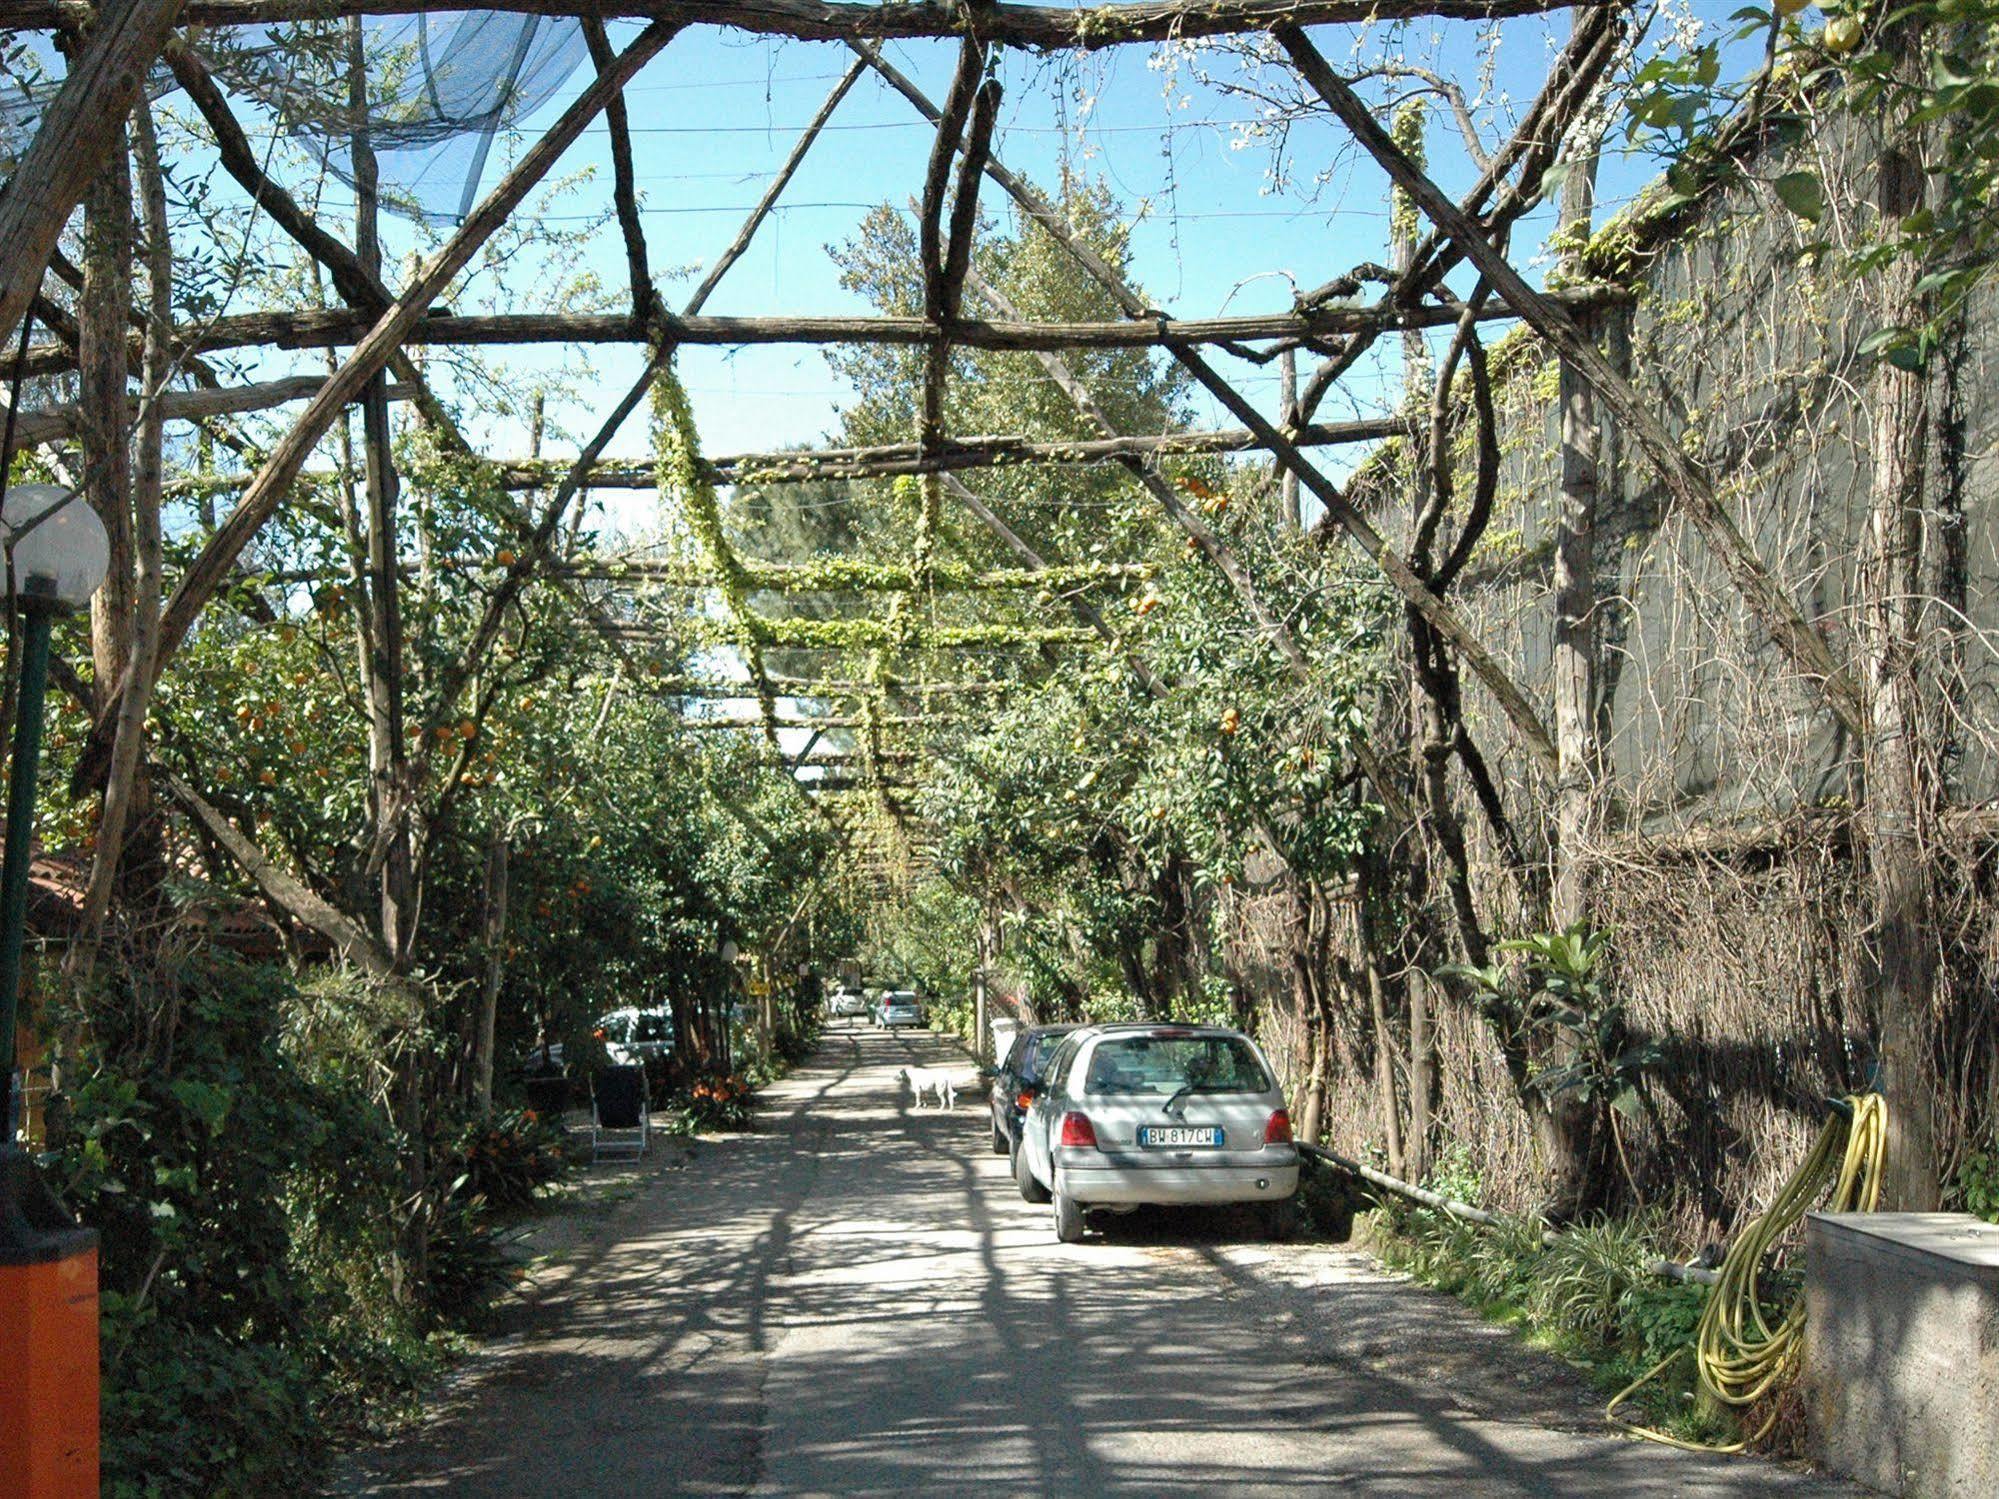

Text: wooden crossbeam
xmin=561 ymin=558 xmax=1150 ymax=590
xmin=151 ymin=414 xmax=1406 ymax=494
xmin=0 ymin=0 xmax=1594 ymax=44
xmin=15 ymin=292 xmax=1622 ymax=378
xmin=610 ymin=620 xmax=1095 ymax=648
xmin=502 ymin=415 xmax=1409 ymax=486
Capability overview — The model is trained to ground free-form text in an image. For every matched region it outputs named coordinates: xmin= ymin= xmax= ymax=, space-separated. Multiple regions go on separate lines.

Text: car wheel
xmin=1014 ymin=1143 xmax=1050 ymax=1204
xmin=1052 ymin=1191 xmax=1086 ymax=1244
xmin=1265 ymin=1197 xmax=1299 ymax=1243
xmin=991 ymin=1118 xmax=1010 ymax=1156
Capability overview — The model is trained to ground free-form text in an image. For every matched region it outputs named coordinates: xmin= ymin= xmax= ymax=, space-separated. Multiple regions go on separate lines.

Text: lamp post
xmin=0 ymin=482 xmax=111 ymax=1499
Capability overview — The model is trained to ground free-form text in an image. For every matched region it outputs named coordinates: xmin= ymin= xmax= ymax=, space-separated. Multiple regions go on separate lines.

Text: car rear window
xmin=1020 ymin=1034 xmax=1063 ymax=1083
xmin=1083 ymin=1035 xmax=1270 ymax=1096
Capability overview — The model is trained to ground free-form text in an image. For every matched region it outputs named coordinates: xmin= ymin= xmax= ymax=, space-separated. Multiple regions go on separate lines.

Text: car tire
xmin=1014 ymin=1143 xmax=1050 ymax=1204
xmin=1265 ymin=1197 xmax=1299 ymax=1243
xmin=991 ymin=1118 xmax=1010 ymax=1156
xmin=1052 ymin=1190 xmax=1086 ymax=1244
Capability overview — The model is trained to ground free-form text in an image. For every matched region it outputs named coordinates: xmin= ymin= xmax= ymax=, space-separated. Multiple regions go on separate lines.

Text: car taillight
xmin=1016 ymin=1090 xmax=1035 ymax=1110
xmin=1264 ymin=1109 xmax=1293 ymax=1145
xmin=1059 ymin=1112 xmax=1098 ymax=1148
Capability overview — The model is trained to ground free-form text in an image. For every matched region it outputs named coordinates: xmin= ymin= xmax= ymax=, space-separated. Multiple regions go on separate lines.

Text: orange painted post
xmin=0 ymin=1148 xmax=100 ymax=1499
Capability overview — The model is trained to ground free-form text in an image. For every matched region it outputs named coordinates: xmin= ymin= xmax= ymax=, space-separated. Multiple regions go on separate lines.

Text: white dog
xmin=901 ymin=1066 xmax=975 ymax=1110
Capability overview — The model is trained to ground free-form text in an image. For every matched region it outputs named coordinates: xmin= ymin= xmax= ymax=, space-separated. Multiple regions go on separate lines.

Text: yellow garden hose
xmin=1606 ymin=1093 xmax=1888 ymax=1453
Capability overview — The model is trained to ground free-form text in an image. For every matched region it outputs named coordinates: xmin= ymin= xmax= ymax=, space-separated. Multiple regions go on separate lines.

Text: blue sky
xmin=301 ymin=10 xmax=1700 ymax=535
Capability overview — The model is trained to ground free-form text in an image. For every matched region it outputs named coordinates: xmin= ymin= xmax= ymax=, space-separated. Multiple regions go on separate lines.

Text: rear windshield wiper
xmin=1161 ymin=1084 xmax=1195 ymax=1116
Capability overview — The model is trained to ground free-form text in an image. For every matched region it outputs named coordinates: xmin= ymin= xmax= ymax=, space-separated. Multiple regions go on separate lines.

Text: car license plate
xmin=1138 ymin=1125 xmax=1222 ymax=1148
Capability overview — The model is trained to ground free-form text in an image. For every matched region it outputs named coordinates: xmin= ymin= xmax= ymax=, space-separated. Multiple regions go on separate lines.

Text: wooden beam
xmin=185 ymin=415 xmax=1406 ymax=493
xmin=582 ymin=17 xmax=657 ymax=322
xmin=14 ymin=373 xmax=417 ymax=446
xmin=0 ymin=0 xmax=1597 ymax=44
xmin=562 ymin=557 xmax=1151 ymax=589
xmin=15 ymin=291 xmax=1622 ymax=377
xmin=163 ymin=772 xmax=394 ymax=975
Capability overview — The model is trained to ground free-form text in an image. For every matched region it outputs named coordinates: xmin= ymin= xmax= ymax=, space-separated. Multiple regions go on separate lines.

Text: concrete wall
xmin=1804 ymin=1212 xmax=1999 ymax=1497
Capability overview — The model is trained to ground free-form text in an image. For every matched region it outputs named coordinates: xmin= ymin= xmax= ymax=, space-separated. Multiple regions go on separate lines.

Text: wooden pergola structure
xmin=2 ymin=0 xmax=1870 ymax=914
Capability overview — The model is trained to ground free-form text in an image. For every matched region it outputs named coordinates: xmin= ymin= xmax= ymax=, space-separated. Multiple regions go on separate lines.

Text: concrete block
xmin=1804 ymin=1212 xmax=1999 ymax=1498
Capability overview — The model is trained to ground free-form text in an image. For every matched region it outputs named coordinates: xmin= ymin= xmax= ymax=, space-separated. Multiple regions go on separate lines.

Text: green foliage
xmin=1419 ymin=1140 xmax=1484 ymax=1208
xmin=1957 ymin=1144 xmax=1999 ymax=1223
xmin=421 ymin=1188 xmax=524 ymax=1331
xmin=54 ymin=957 xmax=436 ymax=1494
xmin=1443 ymin=924 xmax=1661 ymax=1119
xmin=1529 ymin=1215 xmax=1665 ymax=1342
xmin=1615 ymin=7 xmax=1999 ymax=368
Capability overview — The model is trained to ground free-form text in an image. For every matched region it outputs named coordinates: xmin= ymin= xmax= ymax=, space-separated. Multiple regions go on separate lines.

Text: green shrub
xmin=1530 ymin=1216 xmax=1660 ymax=1342
xmin=437 ymin=1106 xmax=570 ymax=1214
xmin=101 ymin=1321 xmax=318 ymax=1497
xmin=54 ymin=955 xmax=423 ymax=1495
xmin=683 ymin=1072 xmax=756 ymax=1130
xmin=1619 ymin=1278 xmax=1708 ymax=1369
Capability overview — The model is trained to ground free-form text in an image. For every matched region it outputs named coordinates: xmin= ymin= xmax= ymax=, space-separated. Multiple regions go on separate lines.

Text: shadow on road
xmin=335 ymin=1023 xmax=1852 ymax=1498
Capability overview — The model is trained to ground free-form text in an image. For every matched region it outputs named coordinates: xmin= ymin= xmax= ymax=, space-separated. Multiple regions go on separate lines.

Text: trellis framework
xmin=3 ymin=0 xmax=1878 ymax=949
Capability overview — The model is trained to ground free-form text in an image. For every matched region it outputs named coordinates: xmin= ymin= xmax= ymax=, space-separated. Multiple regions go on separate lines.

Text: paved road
xmin=339 ymin=1025 xmax=1854 ymax=1497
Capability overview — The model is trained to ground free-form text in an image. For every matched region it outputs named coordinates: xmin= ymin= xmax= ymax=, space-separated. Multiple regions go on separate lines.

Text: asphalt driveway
xmin=336 ymin=1024 xmax=1856 ymax=1497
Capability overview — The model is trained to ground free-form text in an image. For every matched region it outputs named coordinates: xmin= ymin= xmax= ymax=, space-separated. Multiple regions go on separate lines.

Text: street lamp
xmin=0 ymin=482 xmax=110 ymax=1499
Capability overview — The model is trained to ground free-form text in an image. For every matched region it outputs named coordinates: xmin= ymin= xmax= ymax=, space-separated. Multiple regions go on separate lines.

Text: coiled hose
xmin=1606 ymin=1092 xmax=1888 ymax=1453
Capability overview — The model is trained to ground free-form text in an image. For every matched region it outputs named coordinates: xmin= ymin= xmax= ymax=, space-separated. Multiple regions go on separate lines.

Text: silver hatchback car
xmin=1013 ymin=1023 xmax=1299 ymax=1243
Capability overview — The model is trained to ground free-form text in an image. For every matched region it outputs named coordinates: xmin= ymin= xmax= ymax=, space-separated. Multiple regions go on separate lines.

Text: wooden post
xmin=349 ymin=22 xmax=416 ymax=968
xmin=70 ymin=97 xmax=171 ymax=963
xmin=1277 ymin=348 xmax=1300 ymax=529
xmin=1864 ymin=21 xmax=1941 ymax=1210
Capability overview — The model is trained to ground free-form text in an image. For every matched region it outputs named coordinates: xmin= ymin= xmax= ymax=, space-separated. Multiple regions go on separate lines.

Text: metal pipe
xmin=0 ymin=592 xmax=54 ymax=1140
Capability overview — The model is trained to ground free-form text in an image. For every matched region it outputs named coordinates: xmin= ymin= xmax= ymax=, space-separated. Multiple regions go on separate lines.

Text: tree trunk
xmin=1864 ymin=29 xmax=1941 ymax=1210
xmin=474 ymin=830 xmax=509 ymax=1117
xmin=1404 ymin=965 xmax=1433 ymax=1183
xmin=1277 ymin=347 xmax=1300 ymax=529
xmin=1291 ymin=880 xmax=1329 ymax=1145
xmin=1365 ymin=953 xmax=1407 ymax=1181
xmin=79 ymin=130 xmax=133 ymax=695
xmin=1551 ymin=139 xmax=1602 ymax=930
xmin=1544 ymin=99 xmax=1609 ymax=1212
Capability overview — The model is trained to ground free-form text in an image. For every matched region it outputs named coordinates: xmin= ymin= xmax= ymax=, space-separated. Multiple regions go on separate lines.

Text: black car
xmin=988 ymin=1024 xmax=1081 ymax=1159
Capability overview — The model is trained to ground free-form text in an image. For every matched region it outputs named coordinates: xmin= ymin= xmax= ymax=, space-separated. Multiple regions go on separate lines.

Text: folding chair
xmin=590 ymin=1064 xmax=650 ymax=1162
